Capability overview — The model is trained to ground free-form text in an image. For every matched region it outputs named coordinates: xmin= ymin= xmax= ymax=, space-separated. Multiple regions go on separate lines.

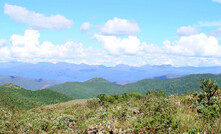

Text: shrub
xmin=128 ymin=93 xmax=142 ymax=99
xmin=199 ymin=79 xmax=220 ymax=105
xmin=194 ymin=79 xmax=221 ymax=120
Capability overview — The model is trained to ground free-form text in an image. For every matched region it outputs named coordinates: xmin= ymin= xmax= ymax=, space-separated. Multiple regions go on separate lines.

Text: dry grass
xmin=45 ymin=99 xmax=87 ymax=108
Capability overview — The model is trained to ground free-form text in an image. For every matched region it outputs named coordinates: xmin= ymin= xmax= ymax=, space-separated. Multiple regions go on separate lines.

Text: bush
xmin=86 ymin=99 xmax=100 ymax=109
xmin=128 ymin=93 xmax=142 ymax=99
xmin=194 ymin=78 xmax=221 ymax=120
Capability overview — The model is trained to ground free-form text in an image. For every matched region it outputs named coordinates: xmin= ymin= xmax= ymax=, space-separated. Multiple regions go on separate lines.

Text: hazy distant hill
xmin=0 ymin=62 xmax=221 ymax=82
xmin=50 ymin=74 xmax=221 ymax=99
xmin=153 ymin=74 xmax=181 ymax=79
xmin=0 ymin=75 xmax=62 ymax=90
xmin=0 ymin=84 xmax=73 ymax=110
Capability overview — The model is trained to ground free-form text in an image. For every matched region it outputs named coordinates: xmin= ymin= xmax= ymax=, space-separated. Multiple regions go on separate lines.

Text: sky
xmin=1 ymin=0 xmax=221 ymax=67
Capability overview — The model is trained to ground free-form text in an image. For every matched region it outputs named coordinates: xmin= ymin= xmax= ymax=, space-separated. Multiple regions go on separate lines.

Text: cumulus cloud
xmin=177 ymin=26 xmax=199 ymax=36
xmin=93 ymin=33 xmax=221 ymax=66
xmin=80 ymin=22 xmax=91 ymax=32
xmin=0 ymin=39 xmax=10 ymax=61
xmin=99 ymin=17 xmax=140 ymax=36
xmin=164 ymin=33 xmax=221 ymax=57
xmin=94 ymin=34 xmax=142 ymax=55
xmin=95 ymin=33 xmax=221 ymax=57
xmin=1 ymin=29 xmax=221 ymax=67
xmin=212 ymin=0 xmax=221 ymax=3
xmin=4 ymin=3 xmax=73 ymax=30
xmin=0 ymin=39 xmax=8 ymax=48
xmin=9 ymin=30 xmax=85 ymax=61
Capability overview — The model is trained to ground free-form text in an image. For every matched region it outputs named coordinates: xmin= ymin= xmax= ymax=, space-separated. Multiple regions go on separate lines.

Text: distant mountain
xmin=113 ymin=81 xmax=131 ymax=85
xmin=153 ymin=74 xmax=182 ymax=79
xmin=0 ymin=84 xmax=73 ymax=110
xmin=0 ymin=75 xmax=62 ymax=90
xmin=49 ymin=74 xmax=221 ymax=99
xmin=0 ymin=62 xmax=221 ymax=82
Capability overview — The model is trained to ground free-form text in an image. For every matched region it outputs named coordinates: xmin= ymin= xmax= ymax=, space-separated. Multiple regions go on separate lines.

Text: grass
xmin=0 ymin=78 xmax=220 ymax=133
xmin=0 ymin=90 xmax=220 ymax=133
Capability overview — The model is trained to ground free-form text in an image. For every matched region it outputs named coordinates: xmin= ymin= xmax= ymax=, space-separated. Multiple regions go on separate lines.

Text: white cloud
xmin=164 ymin=33 xmax=221 ymax=57
xmin=212 ymin=0 xmax=221 ymax=3
xmin=95 ymin=33 xmax=221 ymax=57
xmin=80 ymin=22 xmax=91 ymax=32
xmin=0 ymin=39 xmax=10 ymax=61
xmin=177 ymin=26 xmax=199 ymax=36
xmin=99 ymin=17 xmax=140 ymax=36
xmin=93 ymin=33 xmax=221 ymax=66
xmin=94 ymin=34 xmax=141 ymax=55
xmin=199 ymin=20 xmax=221 ymax=27
xmin=4 ymin=3 xmax=73 ymax=30
xmin=1 ymin=29 xmax=221 ymax=67
xmin=9 ymin=30 xmax=85 ymax=60
xmin=208 ymin=28 xmax=221 ymax=36
xmin=0 ymin=39 xmax=8 ymax=48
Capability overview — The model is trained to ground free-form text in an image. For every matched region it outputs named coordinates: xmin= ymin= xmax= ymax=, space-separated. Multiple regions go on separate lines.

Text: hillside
xmin=51 ymin=78 xmax=119 ymax=99
xmin=0 ymin=75 xmax=62 ymax=90
xmin=50 ymin=73 xmax=221 ymax=99
xmin=119 ymin=73 xmax=221 ymax=95
xmin=0 ymin=84 xmax=73 ymax=110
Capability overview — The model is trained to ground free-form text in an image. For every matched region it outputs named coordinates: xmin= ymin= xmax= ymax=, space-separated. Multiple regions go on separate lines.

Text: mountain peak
xmin=85 ymin=77 xmax=110 ymax=83
xmin=1 ymin=84 xmax=22 ymax=89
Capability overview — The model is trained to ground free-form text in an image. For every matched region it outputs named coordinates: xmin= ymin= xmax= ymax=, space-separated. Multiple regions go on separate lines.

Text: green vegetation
xmin=0 ymin=79 xmax=220 ymax=133
xmin=50 ymin=77 xmax=119 ymax=99
xmin=50 ymin=73 xmax=221 ymax=99
xmin=0 ymin=84 xmax=73 ymax=110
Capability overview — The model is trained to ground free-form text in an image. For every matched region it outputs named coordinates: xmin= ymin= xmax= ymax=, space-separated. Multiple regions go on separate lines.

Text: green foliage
xmin=0 ymin=89 xmax=221 ymax=133
xmin=86 ymin=98 xmax=99 ymax=109
xmin=0 ymin=84 xmax=73 ymax=110
xmin=128 ymin=92 xmax=142 ymax=99
xmin=50 ymin=73 xmax=221 ymax=99
xmin=97 ymin=93 xmax=142 ymax=104
xmin=146 ymin=88 xmax=166 ymax=97
xmin=0 ymin=79 xmax=221 ymax=133
xmin=50 ymin=78 xmax=119 ymax=99
xmin=193 ymin=79 xmax=221 ymax=120
xmin=199 ymin=79 xmax=220 ymax=105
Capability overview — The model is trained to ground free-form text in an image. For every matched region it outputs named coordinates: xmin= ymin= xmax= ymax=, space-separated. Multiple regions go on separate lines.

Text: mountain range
xmin=0 ymin=62 xmax=221 ymax=83
xmin=1 ymin=73 xmax=221 ymax=108
xmin=0 ymin=75 xmax=62 ymax=90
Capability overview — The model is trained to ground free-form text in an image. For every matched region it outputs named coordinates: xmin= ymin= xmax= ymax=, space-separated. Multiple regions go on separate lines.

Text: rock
xmin=85 ymin=125 xmax=105 ymax=134
xmin=132 ymin=110 xmax=140 ymax=114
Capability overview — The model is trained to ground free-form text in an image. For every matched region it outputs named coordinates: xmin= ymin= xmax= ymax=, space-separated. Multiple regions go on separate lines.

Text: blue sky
xmin=1 ymin=0 xmax=221 ymax=66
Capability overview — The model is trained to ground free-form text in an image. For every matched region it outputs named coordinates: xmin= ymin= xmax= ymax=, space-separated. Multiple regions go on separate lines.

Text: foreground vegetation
xmin=0 ymin=79 xmax=220 ymax=133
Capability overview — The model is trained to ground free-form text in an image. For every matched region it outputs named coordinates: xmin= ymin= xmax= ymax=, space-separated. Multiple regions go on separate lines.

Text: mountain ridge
xmin=49 ymin=73 xmax=221 ymax=99
xmin=0 ymin=84 xmax=73 ymax=110
xmin=0 ymin=62 xmax=221 ymax=82
xmin=0 ymin=75 xmax=62 ymax=90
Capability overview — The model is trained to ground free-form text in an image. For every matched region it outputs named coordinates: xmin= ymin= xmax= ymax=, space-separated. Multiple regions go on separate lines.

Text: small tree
xmin=199 ymin=78 xmax=220 ymax=105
